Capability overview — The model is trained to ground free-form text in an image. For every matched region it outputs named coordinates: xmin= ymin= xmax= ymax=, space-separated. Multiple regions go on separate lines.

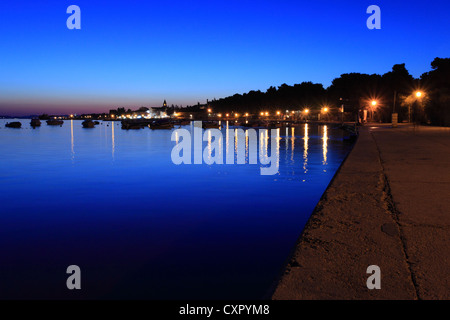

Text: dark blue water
xmin=0 ymin=119 xmax=352 ymax=299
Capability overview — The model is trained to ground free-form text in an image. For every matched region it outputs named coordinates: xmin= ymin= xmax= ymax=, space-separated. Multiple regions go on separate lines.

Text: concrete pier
xmin=272 ymin=124 xmax=450 ymax=300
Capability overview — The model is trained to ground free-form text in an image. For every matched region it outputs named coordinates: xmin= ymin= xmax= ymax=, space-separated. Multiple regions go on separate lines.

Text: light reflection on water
xmin=189 ymin=123 xmax=329 ymax=177
xmin=0 ymin=119 xmax=352 ymax=299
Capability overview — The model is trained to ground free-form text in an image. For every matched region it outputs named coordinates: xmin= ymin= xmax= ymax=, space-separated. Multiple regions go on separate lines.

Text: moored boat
xmin=149 ymin=120 xmax=174 ymax=129
xmin=121 ymin=120 xmax=145 ymax=130
xmin=202 ymin=121 xmax=221 ymax=129
xmin=30 ymin=119 xmax=41 ymax=127
xmin=46 ymin=119 xmax=64 ymax=126
xmin=82 ymin=120 xmax=95 ymax=128
xmin=5 ymin=121 xmax=22 ymax=128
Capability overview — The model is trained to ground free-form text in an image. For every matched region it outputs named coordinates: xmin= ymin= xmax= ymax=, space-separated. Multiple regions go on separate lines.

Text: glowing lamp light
xmin=235 ymin=113 xmax=239 ymax=117
xmin=304 ymin=109 xmax=309 ymax=114
xmin=371 ymin=100 xmax=377 ymax=106
xmin=276 ymin=111 xmax=280 ymax=115
xmin=265 ymin=112 xmax=269 ymax=116
xmin=207 ymin=108 xmax=212 ymax=113
xmin=323 ymin=107 xmax=328 ymax=112
xmin=218 ymin=113 xmax=222 ymax=117
xmin=416 ymin=91 xmax=423 ymax=98
xmin=260 ymin=112 xmax=264 ymax=116
xmin=226 ymin=113 xmax=229 ymax=117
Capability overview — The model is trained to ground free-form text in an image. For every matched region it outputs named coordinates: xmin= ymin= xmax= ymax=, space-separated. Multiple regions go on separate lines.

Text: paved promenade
xmin=272 ymin=124 xmax=450 ymax=299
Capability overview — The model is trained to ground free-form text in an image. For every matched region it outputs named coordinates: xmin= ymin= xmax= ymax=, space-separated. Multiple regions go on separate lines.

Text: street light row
xmin=206 ymin=108 xmax=332 ymax=117
xmin=370 ymin=90 xmax=424 ymax=107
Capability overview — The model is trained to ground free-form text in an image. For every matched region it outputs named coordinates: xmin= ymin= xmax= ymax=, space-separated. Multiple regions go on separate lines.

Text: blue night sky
xmin=0 ymin=0 xmax=449 ymax=115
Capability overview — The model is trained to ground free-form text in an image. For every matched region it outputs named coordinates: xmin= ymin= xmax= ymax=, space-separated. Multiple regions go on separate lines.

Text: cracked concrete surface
xmin=272 ymin=125 xmax=450 ymax=300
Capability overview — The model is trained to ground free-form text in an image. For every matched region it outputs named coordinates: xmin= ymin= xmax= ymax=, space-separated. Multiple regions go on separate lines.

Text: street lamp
xmin=321 ymin=107 xmax=329 ymax=122
xmin=370 ymin=100 xmax=378 ymax=121
xmin=303 ymin=109 xmax=309 ymax=122
xmin=412 ymin=91 xmax=425 ymax=124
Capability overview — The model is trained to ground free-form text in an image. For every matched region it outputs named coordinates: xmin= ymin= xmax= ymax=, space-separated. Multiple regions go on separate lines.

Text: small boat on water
xmin=30 ymin=119 xmax=41 ymax=127
xmin=242 ymin=120 xmax=263 ymax=128
xmin=121 ymin=120 xmax=145 ymax=130
xmin=82 ymin=120 xmax=95 ymax=128
xmin=46 ymin=119 xmax=64 ymax=126
xmin=149 ymin=120 xmax=174 ymax=129
xmin=174 ymin=119 xmax=191 ymax=126
xmin=202 ymin=121 xmax=221 ymax=129
xmin=272 ymin=121 xmax=283 ymax=128
xmin=5 ymin=121 xmax=22 ymax=128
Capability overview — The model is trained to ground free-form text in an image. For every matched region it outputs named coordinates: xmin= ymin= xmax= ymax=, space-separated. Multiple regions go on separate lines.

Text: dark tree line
xmin=421 ymin=58 xmax=450 ymax=126
xmin=190 ymin=57 xmax=449 ymax=125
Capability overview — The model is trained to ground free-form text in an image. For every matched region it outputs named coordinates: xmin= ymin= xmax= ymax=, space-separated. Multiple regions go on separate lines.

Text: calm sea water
xmin=0 ymin=119 xmax=352 ymax=299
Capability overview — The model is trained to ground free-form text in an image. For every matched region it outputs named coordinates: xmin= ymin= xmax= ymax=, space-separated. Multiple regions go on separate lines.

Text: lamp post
xmin=322 ymin=107 xmax=328 ymax=122
xmin=370 ymin=100 xmax=377 ymax=122
xmin=392 ymin=91 xmax=398 ymax=128
xmin=413 ymin=91 xmax=424 ymax=125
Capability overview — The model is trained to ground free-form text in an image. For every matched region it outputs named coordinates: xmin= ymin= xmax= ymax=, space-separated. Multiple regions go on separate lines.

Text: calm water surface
xmin=0 ymin=119 xmax=352 ymax=299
